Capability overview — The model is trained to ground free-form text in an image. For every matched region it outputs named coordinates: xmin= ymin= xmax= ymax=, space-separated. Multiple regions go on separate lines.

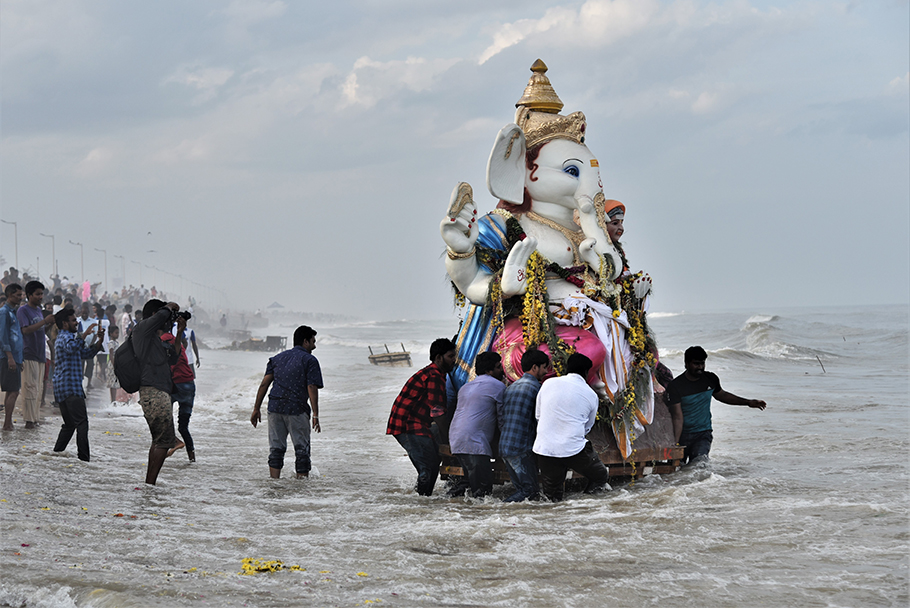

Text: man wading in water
xmin=666 ymin=345 xmax=767 ymax=464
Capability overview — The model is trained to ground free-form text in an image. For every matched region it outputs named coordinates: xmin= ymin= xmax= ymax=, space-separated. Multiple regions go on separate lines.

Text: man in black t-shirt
xmin=666 ymin=346 xmax=766 ymax=463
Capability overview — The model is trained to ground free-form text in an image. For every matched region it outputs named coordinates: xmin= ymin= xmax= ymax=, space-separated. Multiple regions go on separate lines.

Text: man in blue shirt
xmin=498 ymin=349 xmax=550 ymax=502
xmin=250 ymin=325 xmax=323 ymax=479
xmin=51 ymin=308 xmax=105 ymax=461
xmin=1 ymin=284 xmax=25 ymax=430
xmin=447 ymin=351 xmax=505 ymax=498
xmin=666 ymin=346 xmax=767 ymax=464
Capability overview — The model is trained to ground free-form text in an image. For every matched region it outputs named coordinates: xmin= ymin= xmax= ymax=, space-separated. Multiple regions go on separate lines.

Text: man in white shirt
xmin=119 ymin=304 xmax=135 ymax=336
xmin=533 ymin=353 xmax=609 ymax=501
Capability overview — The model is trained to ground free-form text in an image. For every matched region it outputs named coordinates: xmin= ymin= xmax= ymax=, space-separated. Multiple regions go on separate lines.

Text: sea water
xmin=0 ymin=305 xmax=907 ymax=607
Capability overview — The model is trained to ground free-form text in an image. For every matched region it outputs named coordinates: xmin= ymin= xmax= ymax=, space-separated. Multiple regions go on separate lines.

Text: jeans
xmin=394 ymin=433 xmax=439 ymax=496
xmin=449 ymin=453 xmax=494 ymax=498
xmin=502 ymin=451 xmax=539 ymax=502
xmin=679 ymin=429 xmax=713 ymax=463
xmin=54 ymin=395 xmax=90 ymax=461
xmin=172 ymin=381 xmax=196 ymax=452
xmin=267 ymin=411 xmax=311 ymax=474
xmin=537 ymin=441 xmax=609 ymax=502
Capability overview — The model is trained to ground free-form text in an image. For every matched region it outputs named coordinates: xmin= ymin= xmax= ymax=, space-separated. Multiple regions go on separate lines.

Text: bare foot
xmin=167 ymin=441 xmax=186 ymax=457
xmin=2 ymin=424 xmax=12 ymax=431
xmin=296 ymin=472 xmax=309 ymax=479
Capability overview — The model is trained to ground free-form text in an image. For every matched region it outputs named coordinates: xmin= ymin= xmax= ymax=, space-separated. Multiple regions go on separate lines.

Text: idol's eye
xmin=563 ymin=165 xmax=580 ymax=177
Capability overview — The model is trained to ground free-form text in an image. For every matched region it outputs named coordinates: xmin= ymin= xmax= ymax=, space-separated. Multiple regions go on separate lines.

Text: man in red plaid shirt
xmin=387 ymin=338 xmax=457 ymax=496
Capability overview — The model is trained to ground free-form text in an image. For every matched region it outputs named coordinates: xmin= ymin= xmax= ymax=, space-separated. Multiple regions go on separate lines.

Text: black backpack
xmin=113 ymin=336 xmax=142 ymax=393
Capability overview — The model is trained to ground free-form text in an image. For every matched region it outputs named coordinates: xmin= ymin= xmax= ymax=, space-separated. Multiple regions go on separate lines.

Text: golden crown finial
xmin=515 ymin=59 xmax=564 ymax=114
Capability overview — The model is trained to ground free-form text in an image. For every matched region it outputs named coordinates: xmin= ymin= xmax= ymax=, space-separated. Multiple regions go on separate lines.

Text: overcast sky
xmin=1 ymin=0 xmax=907 ymax=319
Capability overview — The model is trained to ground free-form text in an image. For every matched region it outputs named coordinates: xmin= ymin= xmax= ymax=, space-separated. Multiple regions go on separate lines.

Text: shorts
xmin=1 ymin=362 xmax=22 ymax=392
xmin=139 ymin=386 xmax=177 ymax=449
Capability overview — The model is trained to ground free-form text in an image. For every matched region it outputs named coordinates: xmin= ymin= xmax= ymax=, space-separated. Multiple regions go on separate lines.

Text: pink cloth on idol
xmin=496 ymin=317 xmax=606 ymax=385
xmin=82 ymin=281 xmax=91 ymax=302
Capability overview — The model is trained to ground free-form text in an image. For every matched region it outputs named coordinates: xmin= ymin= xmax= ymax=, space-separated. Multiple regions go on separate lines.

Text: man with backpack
xmin=130 ymin=299 xmax=182 ymax=485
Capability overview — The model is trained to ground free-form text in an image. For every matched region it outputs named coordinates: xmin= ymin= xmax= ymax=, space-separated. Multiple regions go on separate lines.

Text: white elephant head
xmin=485 ymin=61 xmax=621 ymax=281
xmin=441 ymin=60 xmax=623 ymax=307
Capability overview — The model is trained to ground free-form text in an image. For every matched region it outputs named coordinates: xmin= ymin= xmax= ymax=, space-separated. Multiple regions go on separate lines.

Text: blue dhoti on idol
xmin=451 ymin=213 xmax=510 ymax=391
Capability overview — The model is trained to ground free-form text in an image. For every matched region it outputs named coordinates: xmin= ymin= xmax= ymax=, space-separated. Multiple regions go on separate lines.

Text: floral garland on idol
xmin=451 ymin=215 xmax=657 ymax=448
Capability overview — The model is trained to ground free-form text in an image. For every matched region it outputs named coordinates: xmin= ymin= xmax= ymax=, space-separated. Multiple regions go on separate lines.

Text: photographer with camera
xmin=132 ymin=299 xmax=182 ymax=485
xmin=161 ymin=310 xmax=196 ymax=463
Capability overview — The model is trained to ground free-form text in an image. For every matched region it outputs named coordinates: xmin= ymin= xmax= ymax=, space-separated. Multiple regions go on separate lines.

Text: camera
xmin=177 ymin=311 xmax=192 ymax=321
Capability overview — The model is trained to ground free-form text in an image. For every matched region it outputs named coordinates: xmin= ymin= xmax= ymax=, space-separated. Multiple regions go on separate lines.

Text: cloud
xmin=476 ymin=0 xmax=804 ymax=66
xmin=340 ymin=56 xmax=461 ymax=108
xmin=164 ymin=66 xmax=235 ymax=104
xmin=479 ymin=0 xmax=659 ymax=64
xmin=887 ymin=72 xmax=909 ymax=95
xmin=152 ymin=138 xmax=211 ymax=165
xmin=478 ymin=6 xmax=578 ymax=64
xmin=74 ymin=146 xmax=114 ymax=177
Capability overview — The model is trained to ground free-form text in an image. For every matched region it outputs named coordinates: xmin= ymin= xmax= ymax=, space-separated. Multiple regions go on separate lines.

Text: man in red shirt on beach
xmin=387 ymin=338 xmax=457 ymax=496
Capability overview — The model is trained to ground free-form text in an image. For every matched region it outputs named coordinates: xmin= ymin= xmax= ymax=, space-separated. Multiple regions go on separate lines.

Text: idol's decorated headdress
xmin=514 ymin=59 xmax=586 ymax=148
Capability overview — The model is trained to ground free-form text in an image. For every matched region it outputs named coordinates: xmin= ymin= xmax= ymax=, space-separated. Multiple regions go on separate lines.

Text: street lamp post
xmin=145 ymin=265 xmax=155 ymax=292
xmin=114 ymin=254 xmax=125 ymax=288
xmin=39 ymin=233 xmax=56 ymax=277
xmin=1 ymin=220 xmax=18 ymax=269
xmin=69 ymin=241 xmax=84 ymax=284
xmin=94 ymin=248 xmax=107 ymax=293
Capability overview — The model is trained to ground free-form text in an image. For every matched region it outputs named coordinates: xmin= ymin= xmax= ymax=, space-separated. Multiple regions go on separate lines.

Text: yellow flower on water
xmin=357 ymin=572 xmax=369 ymax=577
xmin=239 ymin=558 xmax=305 ymax=576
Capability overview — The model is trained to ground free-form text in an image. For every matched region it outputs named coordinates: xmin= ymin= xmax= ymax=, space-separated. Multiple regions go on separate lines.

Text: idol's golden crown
xmin=514 ymin=59 xmax=586 ymax=148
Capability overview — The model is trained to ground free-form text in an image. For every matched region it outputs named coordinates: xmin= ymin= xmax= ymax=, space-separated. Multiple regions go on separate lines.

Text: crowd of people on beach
xmin=0 ymin=271 xmax=201 ymax=479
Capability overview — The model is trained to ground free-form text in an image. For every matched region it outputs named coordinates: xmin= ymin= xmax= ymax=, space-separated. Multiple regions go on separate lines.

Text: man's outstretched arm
xmin=715 ymin=390 xmax=766 ymax=410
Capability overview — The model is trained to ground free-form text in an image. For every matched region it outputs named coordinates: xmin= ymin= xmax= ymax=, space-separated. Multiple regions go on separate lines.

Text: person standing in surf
xmin=666 ymin=346 xmax=767 ymax=464
xmin=250 ymin=325 xmax=323 ymax=479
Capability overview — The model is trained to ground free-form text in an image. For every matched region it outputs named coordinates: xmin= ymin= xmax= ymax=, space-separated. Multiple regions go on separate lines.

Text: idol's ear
xmin=486 ymin=124 xmax=526 ymax=205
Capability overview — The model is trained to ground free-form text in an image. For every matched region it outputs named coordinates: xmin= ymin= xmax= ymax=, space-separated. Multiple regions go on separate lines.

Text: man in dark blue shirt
xmin=251 ymin=325 xmax=323 ymax=479
xmin=666 ymin=346 xmax=767 ymax=464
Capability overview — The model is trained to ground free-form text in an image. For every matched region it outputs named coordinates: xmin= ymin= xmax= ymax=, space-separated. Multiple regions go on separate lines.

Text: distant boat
xmin=368 ymin=343 xmax=412 ymax=367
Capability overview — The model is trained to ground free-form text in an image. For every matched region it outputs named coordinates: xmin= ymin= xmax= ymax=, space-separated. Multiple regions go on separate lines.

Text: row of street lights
xmin=0 ymin=222 xmax=229 ymax=310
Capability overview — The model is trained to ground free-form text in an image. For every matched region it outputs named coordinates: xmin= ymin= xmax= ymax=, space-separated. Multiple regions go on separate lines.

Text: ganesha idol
xmin=441 ymin=60 xmax=659 ymax=457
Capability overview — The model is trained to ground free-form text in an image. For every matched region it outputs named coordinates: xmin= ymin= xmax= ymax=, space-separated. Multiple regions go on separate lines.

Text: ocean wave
xmin=648 ymin=312 xmax=682 ymax=319
xmin=744 ymin=314 xmax=779 ymax=326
